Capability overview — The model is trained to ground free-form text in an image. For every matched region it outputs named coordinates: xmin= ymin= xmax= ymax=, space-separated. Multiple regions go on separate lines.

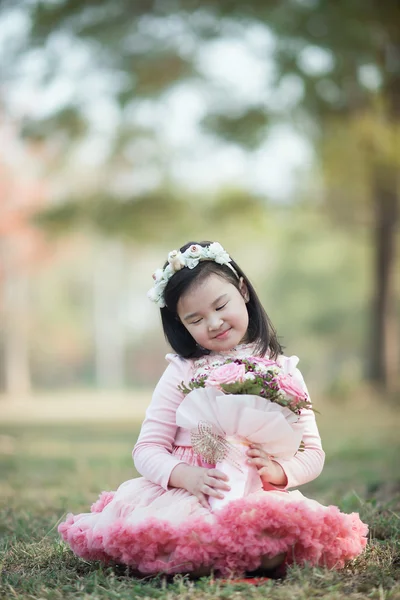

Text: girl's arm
xmin=249 ymin=361 xmax=325 ymax=490
xmin=271 ymin=402 xmax=325 ymax=489
xmin=132 ymin=354 xmax=193 ymax=490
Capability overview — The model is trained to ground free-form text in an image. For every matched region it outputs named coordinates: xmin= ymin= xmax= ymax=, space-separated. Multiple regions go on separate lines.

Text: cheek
xmin=237 ymin=307 xmax=249 ymax=330
xmin=229 ymin=303 xmax=248 ymax=323
xmin=185 ymin=324 xmax=205 ymax=342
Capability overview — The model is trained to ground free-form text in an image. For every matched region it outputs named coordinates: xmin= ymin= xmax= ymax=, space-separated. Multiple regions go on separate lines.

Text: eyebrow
xmin=183 ymin=294 xmax=228 ymax=321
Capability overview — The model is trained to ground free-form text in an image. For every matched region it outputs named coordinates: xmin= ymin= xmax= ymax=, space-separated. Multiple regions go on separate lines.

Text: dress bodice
xmin=192 ymin=343 xmax=259 ymax=377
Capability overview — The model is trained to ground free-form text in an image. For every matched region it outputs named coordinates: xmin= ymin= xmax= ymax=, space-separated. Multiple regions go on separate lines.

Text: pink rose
xmin=251 ymin=357 xmax=279 ymax=368
xmin=277 ymin=374 xmax=306 ymax=402
xmin=206 ymin=363 xmax=246 ymax=388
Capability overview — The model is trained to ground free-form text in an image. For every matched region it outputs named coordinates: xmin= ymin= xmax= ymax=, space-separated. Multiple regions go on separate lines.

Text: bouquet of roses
xmin=178 ymin=357 xmax=312 ymax=416
xmin=175 ymin=355 xmax=311 ymax=509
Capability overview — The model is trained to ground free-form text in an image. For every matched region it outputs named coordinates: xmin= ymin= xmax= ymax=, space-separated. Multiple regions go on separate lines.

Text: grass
xmin=1 ymin=393 xmax=400 ymax=599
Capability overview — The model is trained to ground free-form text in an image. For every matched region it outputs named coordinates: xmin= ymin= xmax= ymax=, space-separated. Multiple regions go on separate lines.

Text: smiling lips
xmin=214 ymin=328 xmax=231 ymax=340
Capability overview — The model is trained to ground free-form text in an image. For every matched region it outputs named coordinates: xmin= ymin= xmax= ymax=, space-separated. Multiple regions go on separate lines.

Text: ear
xmin=239 ymin=277 xmax=250 ymax=303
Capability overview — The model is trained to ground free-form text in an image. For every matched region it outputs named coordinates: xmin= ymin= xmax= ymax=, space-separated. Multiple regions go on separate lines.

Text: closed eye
xmin=191 ymin=318 xmax=202 ymax=325
xmin=216 ymin=302 xmax=227 ymax=311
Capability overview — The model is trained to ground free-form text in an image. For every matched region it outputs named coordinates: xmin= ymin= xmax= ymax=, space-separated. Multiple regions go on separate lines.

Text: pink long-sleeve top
xmin=133 ymin=353 xmax=325 ymax=491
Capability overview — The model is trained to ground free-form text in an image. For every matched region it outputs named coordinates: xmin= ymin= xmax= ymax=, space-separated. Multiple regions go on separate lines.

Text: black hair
xmin=160 ymin=241 xmax=283 ymax=359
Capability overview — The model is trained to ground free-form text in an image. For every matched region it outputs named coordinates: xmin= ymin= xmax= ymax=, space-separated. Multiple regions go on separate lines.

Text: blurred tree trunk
xmin=369 ymin=47 xmax=400 ymax=390
xmin=1 ymin=248 xmax=31 ymax=396
xmin=0 ymin=124 xmax=47 ymax=398
xmin=93 ymin=240 xmax=126 ymax=388
xmin=370 ymin=169 xmax=399 ymax=390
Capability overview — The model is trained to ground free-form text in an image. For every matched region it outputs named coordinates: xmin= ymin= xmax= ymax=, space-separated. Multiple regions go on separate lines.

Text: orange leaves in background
xmin=0 ymin=122 xmax=50 ymax=280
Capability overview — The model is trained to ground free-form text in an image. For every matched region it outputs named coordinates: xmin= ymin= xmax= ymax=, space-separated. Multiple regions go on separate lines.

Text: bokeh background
xmin=0 ymin=1 xmax=399 ymax=414
xmin=1 ymin=6 xmax=400 ymax=598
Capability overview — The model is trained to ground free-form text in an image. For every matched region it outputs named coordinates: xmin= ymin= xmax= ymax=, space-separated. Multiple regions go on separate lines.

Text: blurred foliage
xmin=32 ymin=202 xmax=81 ymax=234
xmin=1 ymin=0 xmax=399 ymax=390
xmin=33 ymin=184 xmax=263 ymax=230
xmin=319 ymin=108 xmax=400 ymax=227
xmin=130 ymin=51 xmax=196 ymax=97
xmin=206 ymin=187 xmax=266 ymax=223
xmin=15 ymin=201 xmax=372 ymax=391
xmin=258 ymin=205 xmax=370 ymax=388
xmin=32 ymin=186 xmax=269 ymax=244
xmin=20 ymin=106 xmax=89 ymax=142
xmin=3 ymin=0 xmax=398 ymax=246
xmin=33 ymin=191 xmax=188 ymax=240
xmin=3 ymin=0 xmax=399 ymax=210
xmin=202 ymin=107 xmax=270 ymax=149
xmin=2 ymin=1 xmax=398 ymax=131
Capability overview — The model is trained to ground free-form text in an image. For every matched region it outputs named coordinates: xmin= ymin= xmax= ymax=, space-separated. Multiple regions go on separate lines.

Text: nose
xmin=208 ymin=315 xmax=223 ymax=331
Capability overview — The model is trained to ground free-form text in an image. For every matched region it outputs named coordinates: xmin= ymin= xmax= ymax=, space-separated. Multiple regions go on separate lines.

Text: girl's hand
xmin=246 ymin=443 xmax=288 ymax=487
xmin=185 ymin=466 xmax=231 ymax=509
xmin=169 ymin=464 xmax=230 ymax=509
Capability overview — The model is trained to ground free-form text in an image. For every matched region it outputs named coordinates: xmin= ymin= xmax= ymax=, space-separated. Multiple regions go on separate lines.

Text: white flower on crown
xmin=206 ymin=242 xmax=231 ymax=265
xmin=185 ymin=257 xmax=201 ymax=269
xmin=147 ymin=282 xmax=167 ymax=307
xmin=152 ymin=268 xmax=164 ymax=283
xmin=147 ymin=242 xmax=238 ymax=308
xmin=186 ymin=244 xmax=202 ymax=259
xmin=168 ymin=250 xmax=185 ymax=272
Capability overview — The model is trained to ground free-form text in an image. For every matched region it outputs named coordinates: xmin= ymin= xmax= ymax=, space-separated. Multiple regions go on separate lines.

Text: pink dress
xmin=59 ymin=345 xmax=368 ymax=576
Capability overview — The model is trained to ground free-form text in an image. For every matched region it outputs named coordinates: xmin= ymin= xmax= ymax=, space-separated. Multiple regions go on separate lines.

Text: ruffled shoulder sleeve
xmin=276 ymin=354 xmax=306 ymax=389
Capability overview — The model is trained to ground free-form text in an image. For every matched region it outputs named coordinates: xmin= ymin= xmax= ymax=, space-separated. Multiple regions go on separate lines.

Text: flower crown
xmin=147 ymin=242 xmax=239 ymax=308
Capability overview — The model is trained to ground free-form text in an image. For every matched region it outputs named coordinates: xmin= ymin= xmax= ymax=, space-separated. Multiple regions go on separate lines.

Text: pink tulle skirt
xmin=58 ymin=446 xmax=368 ymax=576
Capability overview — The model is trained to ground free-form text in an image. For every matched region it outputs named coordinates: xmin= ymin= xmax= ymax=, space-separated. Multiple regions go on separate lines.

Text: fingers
xmin=248 ymin=456 xmax=271 ymax=468
xmin=187 ymin=467 xmax=231 ymax=507
xmin=201 ymin=483 xmax=225 ymax=499
xmin=247 ymin=447 xmax=272 ymax=470
xmin=196 ymin=492 xmax=210 ymax=509
xmin=247 ymin=447 xmax=274 ymax=466
xmin=247 ymin=447 xmax=267 ymax=458
xmin=194 ymin=485 xmax=224 ymax=511
xmin=204 ymin=475 xmax=231 ymax=493
xmin=205 ymin=474 xmax=231 ymax=491
xmin=207 ymin=469 xmax=229 ymax=481
xmin=198 ymin=469 xmax=231 ymax=502
xmin=248 ymin=442 xmax=263 ymax=451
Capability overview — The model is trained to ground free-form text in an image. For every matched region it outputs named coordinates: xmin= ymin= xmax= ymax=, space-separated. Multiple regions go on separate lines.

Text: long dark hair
xmin=160 ymin=241 xmax=283 ymax=359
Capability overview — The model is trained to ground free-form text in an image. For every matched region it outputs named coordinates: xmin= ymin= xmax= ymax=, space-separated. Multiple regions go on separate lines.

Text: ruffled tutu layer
xmin=58 ymin=450 xmax=368 ymax=576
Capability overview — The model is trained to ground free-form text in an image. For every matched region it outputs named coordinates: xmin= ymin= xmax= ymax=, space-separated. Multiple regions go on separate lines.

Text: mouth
xmin=213 ymin=328 xmax=231 ymax=340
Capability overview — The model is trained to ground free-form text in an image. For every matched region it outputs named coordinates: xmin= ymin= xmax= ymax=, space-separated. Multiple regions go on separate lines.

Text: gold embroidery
xmin=190 ymin=421 xmax=244 ymax=471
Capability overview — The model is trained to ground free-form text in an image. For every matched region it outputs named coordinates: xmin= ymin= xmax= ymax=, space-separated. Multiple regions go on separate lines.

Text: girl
xmin=59 ymin=240 xmax=368 ymax=578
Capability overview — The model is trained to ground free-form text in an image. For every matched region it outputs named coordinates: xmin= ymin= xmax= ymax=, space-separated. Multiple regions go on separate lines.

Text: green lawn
xmin=1 ymin=396 xmax=400 ymax=599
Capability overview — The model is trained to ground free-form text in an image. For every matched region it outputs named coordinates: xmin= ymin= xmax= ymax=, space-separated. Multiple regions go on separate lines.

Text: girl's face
xmin=177 ymin=273 xmax=250 ymax=353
